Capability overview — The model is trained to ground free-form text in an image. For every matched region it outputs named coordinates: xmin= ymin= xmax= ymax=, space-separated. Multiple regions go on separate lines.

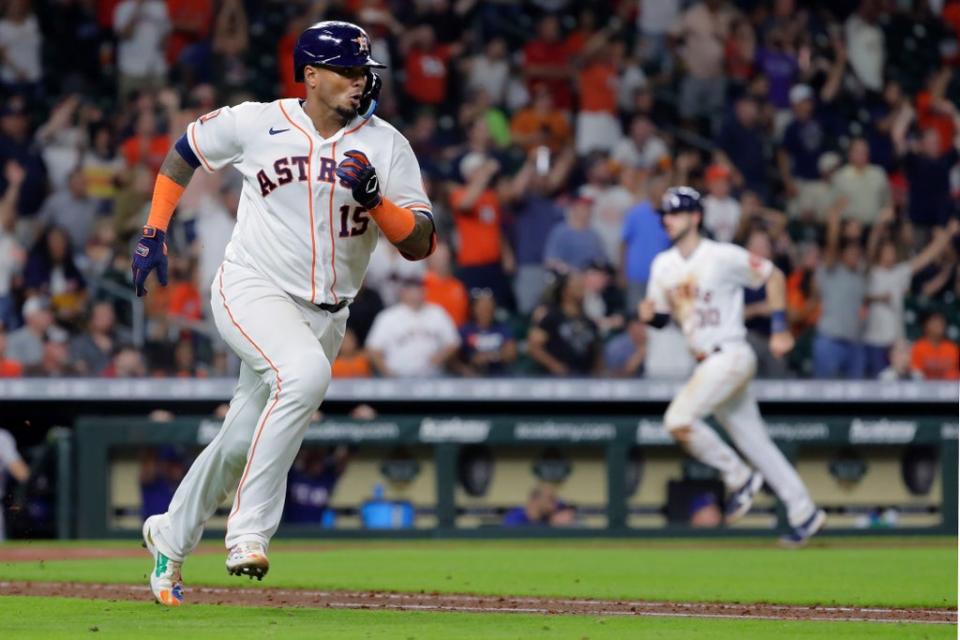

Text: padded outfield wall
xmin=0 ymin=378 xmax=956 ymax=539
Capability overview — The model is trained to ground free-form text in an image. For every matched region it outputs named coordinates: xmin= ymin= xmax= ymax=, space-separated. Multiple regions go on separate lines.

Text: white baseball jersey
xmin=648 ymin=238 xmax=773 ymax=356
xmin=0 ymin=428 xmax=23 ymax=540
xmin=652 ymin=239 xmax=818 ymax=529
xmin=185 ymin=99 xmax=431 ymax=306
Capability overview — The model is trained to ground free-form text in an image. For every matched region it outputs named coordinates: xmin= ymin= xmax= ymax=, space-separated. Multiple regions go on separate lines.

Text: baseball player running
xmin=639 ymin=187 xmax=826 ymax=547
xmin=132 ymin=21 xmax=436 ymax=606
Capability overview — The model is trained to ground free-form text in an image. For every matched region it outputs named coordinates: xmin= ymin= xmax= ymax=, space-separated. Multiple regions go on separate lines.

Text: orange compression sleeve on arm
xmin=368 ymin=198 xmax=417 ymax=243
xmin=146 ymin=174 xmax=186 ymax=232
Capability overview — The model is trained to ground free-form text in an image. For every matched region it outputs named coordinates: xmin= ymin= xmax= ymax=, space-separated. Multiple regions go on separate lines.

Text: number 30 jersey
xmin=647 ymin=238 xmax=773 ymax=356
xmin=185 ymin=99 xmax=432 ymax=306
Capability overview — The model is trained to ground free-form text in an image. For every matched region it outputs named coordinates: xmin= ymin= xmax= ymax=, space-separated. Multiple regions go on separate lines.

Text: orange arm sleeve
xmin=146 ymin=174 xmax=186 ymax=232
xmin=368 ymin=197 xmax=417 ymax=243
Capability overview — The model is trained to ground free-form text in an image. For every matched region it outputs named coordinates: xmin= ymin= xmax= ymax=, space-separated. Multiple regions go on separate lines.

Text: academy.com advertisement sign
xmin=197 ymin=419 xmax=404 ymax=445
xmin=848 ymin=419 xmax=918 ymax=444
xmin=196 ymin=416 xmax=950 ymax=446
xmin=635 ymin=420 xmax=835 ymax=444
xmin=513 ymin=421 xmax=618 ymax=442
xmin=419 ymin=418 xmax=491 ymax=442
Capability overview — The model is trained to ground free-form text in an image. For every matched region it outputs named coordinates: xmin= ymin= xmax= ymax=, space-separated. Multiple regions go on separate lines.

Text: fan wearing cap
xmin=543 ymin=193 xmax=607 ymax=273
xmin=448 ymin=151 xmax=514 ymax=307
xmin=4 ymin=295 xmax=54 ymax=371
xmin=132 ymin=20 xmax=438 ymax=606
xmin=778 ymin=83 xmax=834 ymax=217
xmin=365 ymin=274 xmax=461 ymax=378
xmin=638 ymin=186 xmax=826 ymax=547
xmin=701 ymin=164 xmax=740 ymax=243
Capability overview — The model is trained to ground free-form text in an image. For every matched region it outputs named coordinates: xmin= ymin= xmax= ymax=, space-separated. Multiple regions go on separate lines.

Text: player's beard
xmin=334 ymin=104 xmax=358 ymax=123
xmin=668 ymin=222 xmax=695 ymax=246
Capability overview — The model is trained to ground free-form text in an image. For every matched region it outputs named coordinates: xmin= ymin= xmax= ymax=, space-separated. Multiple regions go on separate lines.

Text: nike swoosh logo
xmin=269 ymin=127 xmax=290 ymax=135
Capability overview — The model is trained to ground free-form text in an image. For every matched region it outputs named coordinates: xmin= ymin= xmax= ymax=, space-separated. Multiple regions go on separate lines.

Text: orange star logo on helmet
xmin=352 ymin=34 xmax=370 ymax=55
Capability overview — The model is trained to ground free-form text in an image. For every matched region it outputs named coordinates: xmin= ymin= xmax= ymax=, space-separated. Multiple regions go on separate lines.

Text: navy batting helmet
xmin=660 ymin=186 xmax=703 ymax=215
xmin=293 ymin=21 xmax=386 ymax=81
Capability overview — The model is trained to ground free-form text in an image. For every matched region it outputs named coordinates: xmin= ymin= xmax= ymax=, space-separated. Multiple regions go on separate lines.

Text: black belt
xmin=694 ymin=339 xmax=746 ymax=362
xmin=316 ymin=299 xmax=350 ymax=313
xmin=694 ymin=346 xmax=723 ymax=362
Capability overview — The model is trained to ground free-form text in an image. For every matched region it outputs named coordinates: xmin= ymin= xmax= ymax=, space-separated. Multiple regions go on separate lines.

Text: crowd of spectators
xmin=0 ymin=0 xmax=957 ymax=381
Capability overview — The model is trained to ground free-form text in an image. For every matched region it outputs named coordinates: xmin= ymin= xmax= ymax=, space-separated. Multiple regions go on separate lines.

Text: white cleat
xmin=226 ymin=542 xmax=270 ymax=581
xmin=724 ymin=471 xmax=764 ymax=524
xmin=142 ymin=516 xmax=184 ymax=607
xmin=779 ymin=509 xmax=828 ymax=548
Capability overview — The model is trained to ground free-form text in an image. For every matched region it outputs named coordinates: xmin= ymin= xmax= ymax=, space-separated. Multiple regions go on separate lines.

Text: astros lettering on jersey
xmin=186 ymin=99 xmax=431 ymax=306
xmin=647 ymin=238 xmax=773 ymax=357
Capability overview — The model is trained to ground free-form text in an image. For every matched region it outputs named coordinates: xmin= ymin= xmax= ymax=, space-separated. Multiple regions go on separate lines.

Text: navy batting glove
xmin=132 ymin=225 xmax=168 ymax=297
xmin=336 ymin=150 xmax=382 ymax=210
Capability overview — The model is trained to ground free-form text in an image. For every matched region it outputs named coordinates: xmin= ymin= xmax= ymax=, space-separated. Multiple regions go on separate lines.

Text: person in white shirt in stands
xmin=0 ymin=428 xmax=29 ymax=541
xmin=830 ymin=138 xmax=890 ymax=226
xmin=637 ymin=0 xmax=680 ymax=67
xmin=611 ymin=116 xmax=670 ymax=173
xmin=878 ymin=339 xmax=923 ymax=381
xmin=0 ymin=0 xmax=42 ymax=97
xmin=863 ymin=209 xmax=959 ymax=377
xmin=844 ymin=0 xmax=884 ymax=93
xmin=466 ymin=37 xmax=510 ymax=106
xmin=113 ymin=0 xmax=171 ymax=100
xmin=366 ymin=275 xmax=460 ymax=377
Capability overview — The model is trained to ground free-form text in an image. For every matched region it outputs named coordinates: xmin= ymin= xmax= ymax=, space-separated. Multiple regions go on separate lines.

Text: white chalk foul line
xmin=190 ymin=586 xmax=956 ymax=623
xmin=303 ymin=600 xmax=957 ymax=625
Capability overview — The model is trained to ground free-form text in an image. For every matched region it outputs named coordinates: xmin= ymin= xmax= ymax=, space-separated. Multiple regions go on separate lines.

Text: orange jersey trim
xmin=327 ymin=141 xmax=339 ymax=304
xmin=344 ymin=117 xmax=371 ymax=136
xmin=324 ymin=117 xmax=373 ymax=302
xmin=189 ymin=123 xmax=214 ymax=173
xmin=218 ymin=267 xmax=283 ymax=523
xmin=278 ymin=101 xmax=319 ymax=304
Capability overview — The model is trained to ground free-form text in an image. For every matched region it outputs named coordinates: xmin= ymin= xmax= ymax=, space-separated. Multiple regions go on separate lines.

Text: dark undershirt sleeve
xmin=647 ymin=313 xmax=670 ymax=329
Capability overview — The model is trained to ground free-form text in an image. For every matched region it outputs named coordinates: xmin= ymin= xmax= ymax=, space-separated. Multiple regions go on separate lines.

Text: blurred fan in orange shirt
xmin=121 ymin=110 xmax=170 ymax=176
xmin=915 ymin=70 xmax=957 ymax=155
xmin=787 ymin=244 xmax=822 ymax=335
xmin=510 ymin=83 xmax=572 ymax=152
xmin=574 ymin=43 xmax=621 ymax=155
xmin=424 ymin=243 xmax=469 ymax=327
xmin=578 ymin=58 xmax=617 ymax=114
xmin=332 ymin=328 xmax=372 ymax=378
xmin=911 ymin=312 xmax=960 ymax=380
xmin=168 ymin=260 xmax=203 ymax=322
xmin=165 ymin=0 xmax=213 ymax=65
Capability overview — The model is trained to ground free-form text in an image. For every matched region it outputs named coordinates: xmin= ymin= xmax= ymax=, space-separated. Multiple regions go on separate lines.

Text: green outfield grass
xmin=0 ymin=538 xmax=955 ymax=608
xmin=0 ymin=596 xmax=953 ymax=640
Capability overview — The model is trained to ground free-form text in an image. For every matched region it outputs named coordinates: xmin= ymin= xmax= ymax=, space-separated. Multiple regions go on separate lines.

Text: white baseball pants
xmin=663 ymin=341 xmax=816 ymax=527
xmin=151 ymin=259 xmax=347 ymax=561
